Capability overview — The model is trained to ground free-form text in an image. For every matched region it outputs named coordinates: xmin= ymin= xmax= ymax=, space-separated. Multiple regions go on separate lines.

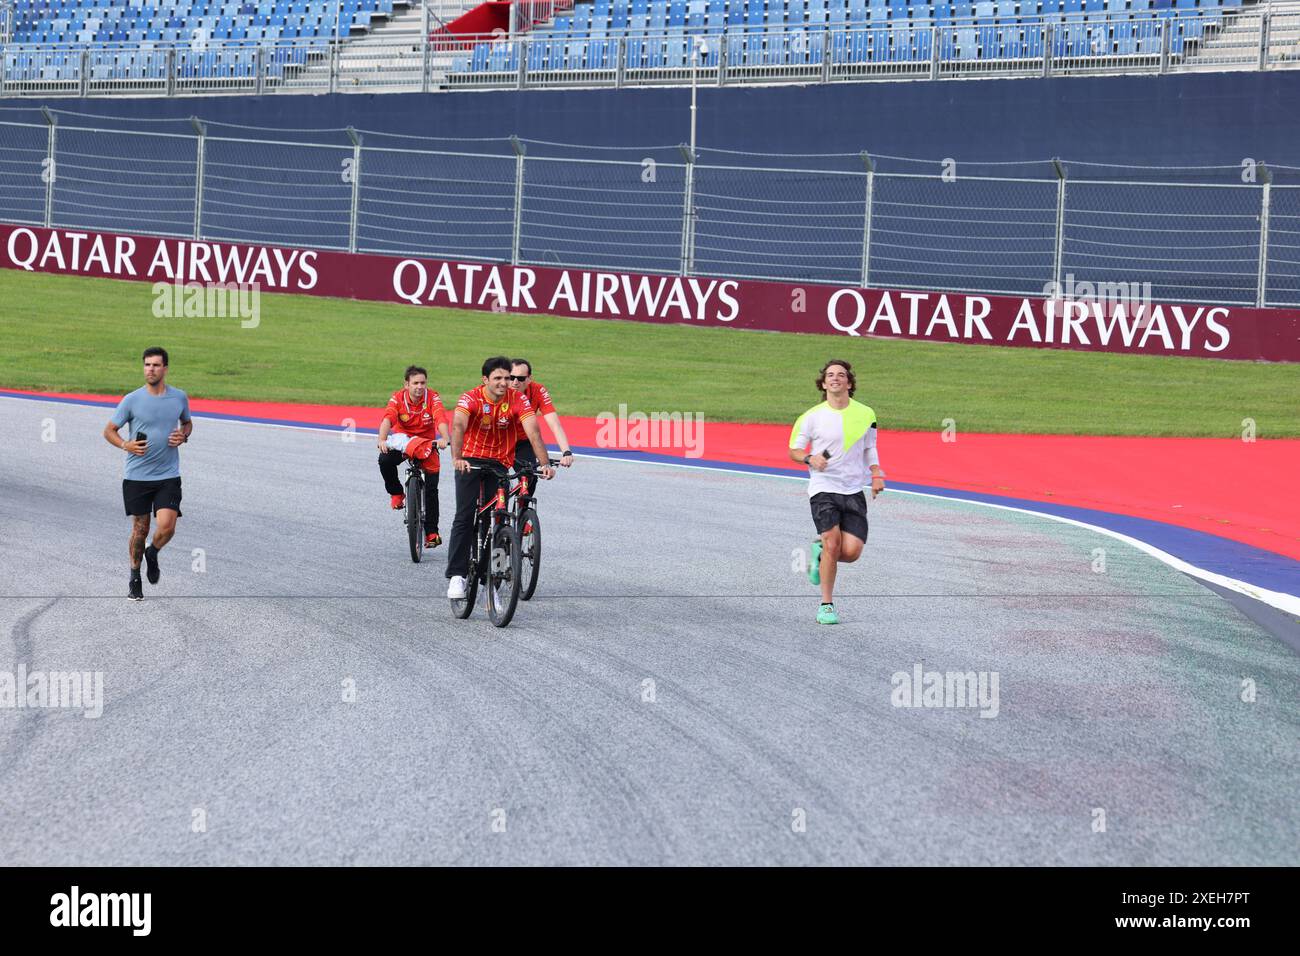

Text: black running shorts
xmin=810 ymin=490 xmax=868 ymax=541
xmin=122 ymin=477 xmax=183 ymax=518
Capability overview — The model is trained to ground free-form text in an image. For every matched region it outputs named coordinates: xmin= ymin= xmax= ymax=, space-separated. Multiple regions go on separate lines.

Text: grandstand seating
xmin=448 ymin=0 xmax=1243 ymax=74
xmin=2 ymin=0 xmax=398 ymax=82
xmin=7 ymin=0 xmax=397 ymax=45
xmin=0 ymin=0 xmax=1250 ymax=84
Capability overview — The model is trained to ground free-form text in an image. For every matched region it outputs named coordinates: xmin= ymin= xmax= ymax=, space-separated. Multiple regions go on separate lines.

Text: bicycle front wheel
xmin=518 ymin=507 xmax=541 ymax=601
xmin=451 ymin=520 xmax=482 ymax=619
xmin=486 ymin=523 xmax=522 ymax=628
xmin=406 ymin=472 xmax=423 ymax=563
xmin=451 ymin=563 xmax=478 ymax=619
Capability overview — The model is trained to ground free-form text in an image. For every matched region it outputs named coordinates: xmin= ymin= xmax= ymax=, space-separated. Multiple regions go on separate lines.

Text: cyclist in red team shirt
xmin=377 ymin=365 xmax=450 ymax=549
xmin=508 ymin=358 xmax=574 ymax=471
xmin=446 ymin=356 xmax=554 ymax=600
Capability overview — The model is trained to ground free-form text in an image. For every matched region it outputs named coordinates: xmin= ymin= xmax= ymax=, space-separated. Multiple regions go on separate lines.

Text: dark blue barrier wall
xmin=4 ymin=71 xmax=1300 ymax=304
xmin=5 ymin=70 xmax=1300 ymax=164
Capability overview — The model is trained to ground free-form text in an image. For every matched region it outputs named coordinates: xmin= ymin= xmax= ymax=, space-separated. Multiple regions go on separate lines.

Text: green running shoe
xmin=808 ymin=540 xmax=822 ymax=586
xmin=816 ymin=603 xmax=839 ymax=625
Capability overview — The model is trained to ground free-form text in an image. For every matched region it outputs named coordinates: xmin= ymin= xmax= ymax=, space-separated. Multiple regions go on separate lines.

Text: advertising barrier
xmin=4 ymin=223 xmax=1298 ymax=361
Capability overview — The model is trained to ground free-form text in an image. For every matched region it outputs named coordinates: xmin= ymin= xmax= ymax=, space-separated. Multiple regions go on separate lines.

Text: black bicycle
xmin=450 ymin=462 xmax=524 ymax=627
xmin=404 ymin=458 xmax=426 ymax=563
xmin=511 ymin=457 xmax=560 ymax=602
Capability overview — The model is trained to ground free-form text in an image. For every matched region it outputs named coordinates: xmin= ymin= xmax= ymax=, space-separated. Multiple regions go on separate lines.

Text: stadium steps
xmin=276 ymin=0 xmax=463 ymax=89
xmin=1183 ymin=0 xmax=1300 ymax=68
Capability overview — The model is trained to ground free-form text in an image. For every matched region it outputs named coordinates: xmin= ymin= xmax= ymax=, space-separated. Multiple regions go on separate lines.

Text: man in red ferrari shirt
xmin=446 ymin=356 xmax=554 ymax=600
xmin=508 ymin=358 xmax=574 ymax=471
xmin=377 ymin=365 xmax=449 ymax=549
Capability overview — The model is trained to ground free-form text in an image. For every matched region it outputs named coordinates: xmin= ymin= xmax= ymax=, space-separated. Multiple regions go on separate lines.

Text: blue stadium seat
xmin=3 ymin=0 xmax=1253 ymax=83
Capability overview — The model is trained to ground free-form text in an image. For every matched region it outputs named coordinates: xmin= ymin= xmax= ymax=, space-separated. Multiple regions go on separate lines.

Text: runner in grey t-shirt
xmin=101 ymin=347 xmax=193 ymax=602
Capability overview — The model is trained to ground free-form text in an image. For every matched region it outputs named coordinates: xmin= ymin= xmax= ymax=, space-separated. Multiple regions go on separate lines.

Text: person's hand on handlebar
xmin=540 ymin=464 xmax=555 ymax=480
xmin=454 ymin=457 xmax=470 ymax=473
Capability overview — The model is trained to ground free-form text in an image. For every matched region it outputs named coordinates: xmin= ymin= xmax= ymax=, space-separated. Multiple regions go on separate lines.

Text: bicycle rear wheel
xmin=486 ymin=523 xmax=522 ymax=628
xmin=518 ymin=507 xmax=541 ymax=601
xmin=451 ymin=519 xmax=481 ymax=618
xmin=406 ymin=471 xmax=423 ymax=563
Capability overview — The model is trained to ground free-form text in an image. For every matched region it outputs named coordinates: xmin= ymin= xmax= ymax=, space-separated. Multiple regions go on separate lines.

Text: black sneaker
xmin=128 ymin=575 xmax=144 ymax=602
xmin=144 ymin=544 xmax=160 ymax=585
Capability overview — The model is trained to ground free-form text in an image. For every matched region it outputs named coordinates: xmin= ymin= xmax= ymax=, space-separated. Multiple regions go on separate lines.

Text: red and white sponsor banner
xmin=4 ymin=223 xmax=1298 ymax=361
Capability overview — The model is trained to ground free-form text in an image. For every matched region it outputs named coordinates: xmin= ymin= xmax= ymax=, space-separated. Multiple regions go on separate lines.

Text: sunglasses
xmin=509 ymin=375 xmax=528 ymax=382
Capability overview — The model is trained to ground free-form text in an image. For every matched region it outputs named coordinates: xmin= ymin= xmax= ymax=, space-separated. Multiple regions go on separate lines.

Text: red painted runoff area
xmin=17 ymin=388 xmax=1297 ymax=562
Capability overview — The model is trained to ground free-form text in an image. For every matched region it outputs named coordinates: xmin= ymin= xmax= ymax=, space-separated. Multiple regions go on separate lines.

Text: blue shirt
xmin=110 ymin=385 xmax=192 ymax=481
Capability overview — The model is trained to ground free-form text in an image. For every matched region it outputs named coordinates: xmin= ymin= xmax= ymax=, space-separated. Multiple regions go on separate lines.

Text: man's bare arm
xmin=169 ymin=419 xmax=193 ymax=447
xmin=451 ymin=409 xmax=468 ymax=461
xmin=521 ymin=416 xmax=554 ymax=478
xmin=104 ymin=421 xmax=146 ymax=456
xmin=543 ymin=410 xmax=573 ymax=465
xmin=790 ymin=444 xmax=828 ymax=472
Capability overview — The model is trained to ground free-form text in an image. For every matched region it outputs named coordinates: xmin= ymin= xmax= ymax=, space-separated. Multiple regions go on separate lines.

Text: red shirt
xmin=383 ymin=387 xmax=445 ymax=441
xmin=383 ymin=387 xmax=445 ymax=471
xmin=456 ymin=385 xmax=535 ymax=467
xmin=511 ymin=380 xmax=556 ymax=444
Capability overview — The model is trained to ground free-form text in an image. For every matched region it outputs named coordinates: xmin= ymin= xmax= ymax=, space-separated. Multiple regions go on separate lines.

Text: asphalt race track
xmin=1 ymin=395 xmax=1297 ymax=865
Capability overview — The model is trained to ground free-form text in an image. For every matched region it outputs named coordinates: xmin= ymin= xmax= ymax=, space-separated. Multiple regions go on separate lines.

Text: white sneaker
xmin=447 ymin=576 xmax=467 ymax=600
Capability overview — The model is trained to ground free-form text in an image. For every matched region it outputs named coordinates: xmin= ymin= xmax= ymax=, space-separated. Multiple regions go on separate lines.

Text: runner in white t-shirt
xmin=788 ymin=359 xmax=886 ymax=625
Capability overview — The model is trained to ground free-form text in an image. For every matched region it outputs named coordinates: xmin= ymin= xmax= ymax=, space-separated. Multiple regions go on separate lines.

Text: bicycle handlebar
xmin=518 ymin=458 xmax=562 ymax=470
xmin=461 ymin=458 xmax=560 ymax=477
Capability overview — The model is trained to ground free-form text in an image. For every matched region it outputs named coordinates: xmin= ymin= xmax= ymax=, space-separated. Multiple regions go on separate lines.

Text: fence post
xmin=821 ymin=29 xmax=831 ymax=83
xmin=1258 ymin=9 xmax=1271 ymax=71
xmin=78 ymin=48 xmax=89 ymax=97
xmin=190 ymin=116 xmax=206 ymax=241
xmin=517 ymin=39 xmax=526 ymax=89
xmin=616 ymin=35 xmax=626 ymax=88
xmin=930 ymin=23 xmax=940 ymax=80
xmin=329 ymin=41 xmax=338 ymax=93
xmin=1158 ymin=18 xmax=1169 ymax=74
xmin=1042 ymin=22 xmax=1052 ymax=78
xmin=255 ymin=45 xmax=265 ymax=95
xmin=510 ymin=135 xmax=525 ymax=266
xmin=41 ymin=105 xmax=56 ymax=228
xmin=860 ymin=151 xmax=874 ymax=288
xmin=1256 ymin=163 xmax=1271 ymax=307
xmin=422 ymin=2 xmax=430 ymax=92
xmin=678 ymin=143 xmax=696 ymax=276
xmin=346 ymin=126 xmax=361 ymax=254
xmin=716 ymin=34 xmax=726 ymax=86
xmin=1052 ymin=157 xmax=1066 ymax=289
xmin=166 ymin=46 xmax=176 ymax=96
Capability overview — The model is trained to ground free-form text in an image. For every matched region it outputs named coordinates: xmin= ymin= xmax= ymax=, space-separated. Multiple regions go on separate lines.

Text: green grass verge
xmin=1 ymin=269 xmax=1295 ymax=437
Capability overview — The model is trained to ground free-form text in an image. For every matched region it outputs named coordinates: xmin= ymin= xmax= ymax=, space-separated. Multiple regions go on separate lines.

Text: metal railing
xmin=2 ymin=112 xmax=1296 ymax=308
xmin=2 ymin=4 xmax=1300 ymax=98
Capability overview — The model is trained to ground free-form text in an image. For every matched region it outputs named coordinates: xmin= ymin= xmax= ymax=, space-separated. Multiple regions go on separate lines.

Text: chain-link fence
xmin=0 ymin=113 xmax=1293 ymax=307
